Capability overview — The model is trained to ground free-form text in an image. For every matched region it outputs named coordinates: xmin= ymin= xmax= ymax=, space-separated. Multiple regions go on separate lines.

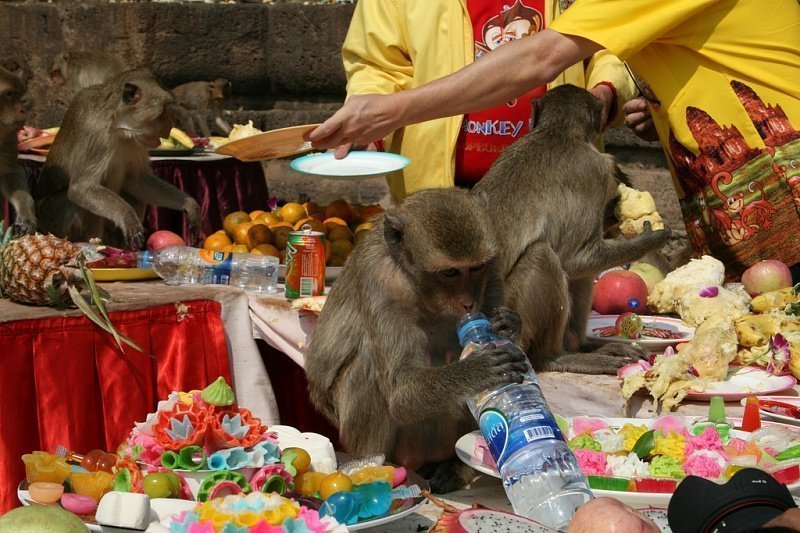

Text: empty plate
xmin=290 ymin=151 xmax=410 ymax=179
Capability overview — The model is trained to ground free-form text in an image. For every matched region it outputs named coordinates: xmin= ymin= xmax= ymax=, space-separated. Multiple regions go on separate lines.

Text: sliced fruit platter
xmin=456 ymin=415 xmax=800 ymax=508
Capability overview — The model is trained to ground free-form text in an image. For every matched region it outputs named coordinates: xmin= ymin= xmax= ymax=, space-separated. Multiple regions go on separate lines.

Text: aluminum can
xmin=285 ymin=226 xmax=326 ymax=299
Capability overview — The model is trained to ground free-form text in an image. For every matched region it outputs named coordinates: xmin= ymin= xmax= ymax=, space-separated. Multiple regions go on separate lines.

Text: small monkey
xmin=35 ymin=69 xmax=200 ymax=249
xmin=0 ymin=65 xmax=36 ymax=234
xmin=305 ymin=187 xmax=529 ymax=493
xmin=49 ymin=50 xmax=126 ymax=95
xmin=171 ymin=78 xmax=232 ymax=137
xmin=473 ymin=84 xmax=671 ymax=374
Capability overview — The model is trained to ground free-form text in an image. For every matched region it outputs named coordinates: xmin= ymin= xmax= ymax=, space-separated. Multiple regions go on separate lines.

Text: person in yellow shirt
xmin=337 ymin=0 xmax=637 ymax=202
xmin=311 ymin=0 xmax=800 ymax=281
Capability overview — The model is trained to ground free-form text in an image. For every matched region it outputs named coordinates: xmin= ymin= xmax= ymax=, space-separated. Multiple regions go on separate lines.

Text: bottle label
xmin=479 ymin=406 xmax=565 ymax=470
xmin=198 ymin=250 xmax=233 ymax=285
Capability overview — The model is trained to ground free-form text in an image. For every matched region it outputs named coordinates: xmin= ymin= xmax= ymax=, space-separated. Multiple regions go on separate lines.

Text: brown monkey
xmin=0 ymin=66 xmax=36 ymax=234
xmin=35 ymin=69 xmax=200 ymax=249
xmin=473 ymin=84 xmax=671 ymax=374
xmin=305 ymin=187 xmax=529 ymax=493
xmin=171 ymin=78 xmax=232 ymax=137
xmin=49 ymin=50 xmax=126 ymax=95
xmin=1 ymin=59 xmax=33 ymax=85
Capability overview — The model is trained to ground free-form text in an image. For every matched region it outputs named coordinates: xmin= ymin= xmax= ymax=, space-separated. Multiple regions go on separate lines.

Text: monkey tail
xmin=710 ymin=171 xmax=734 ymax=202
xmin=748 ymin=179 xmax=767 ymax=200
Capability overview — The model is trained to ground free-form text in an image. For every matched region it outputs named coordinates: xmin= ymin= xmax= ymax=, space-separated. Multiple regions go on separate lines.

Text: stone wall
xmin=0 ymin=0 xmax=688 ymax=265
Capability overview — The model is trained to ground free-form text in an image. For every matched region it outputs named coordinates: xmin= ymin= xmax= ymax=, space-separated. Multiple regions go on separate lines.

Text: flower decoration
xmin=206 ymin=407 xmax=268 ymax=451
xmin=21 ymin=451 xmax=72 ymax=484
xmin=152 ymin=400 xmax=210 ymax=451
xmin=251 ymin=464 xmax=294 ymax=493
xmin=766 ymin=334 xmax=791 ymax=376
xmin=699 ymin=286 xmax=719 ymax=298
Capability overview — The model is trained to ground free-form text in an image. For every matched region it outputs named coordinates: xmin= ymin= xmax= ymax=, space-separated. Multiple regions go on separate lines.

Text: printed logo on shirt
xmin=475 ymin=0 xmax=543 ymax=59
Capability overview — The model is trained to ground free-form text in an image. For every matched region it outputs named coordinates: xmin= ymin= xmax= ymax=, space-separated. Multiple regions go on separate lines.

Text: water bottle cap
xmin=138 ymin=250 xmax=153 ymax=269
xmin=456 ymin=314 xmax=491 ymax=346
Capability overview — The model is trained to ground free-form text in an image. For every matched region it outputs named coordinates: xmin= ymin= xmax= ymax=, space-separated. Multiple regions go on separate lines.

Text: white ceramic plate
xmin=290 ymin=151 xmax=410 ymax=179
xmin=684 ymin=366 xmax=797 ymax=401
xmin=740 ymin=395 xmax=800 ymax=425
xmin=586 ymin=315 xmax=694 ymax=351
xmin=455 ymin=417 xmax=800 ymax=509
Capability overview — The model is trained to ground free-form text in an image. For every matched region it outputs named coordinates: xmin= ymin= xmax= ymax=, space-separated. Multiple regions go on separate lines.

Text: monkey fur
xmin=35 ymin=69 xmax=200 ymax=249
xmin=305 ymin=187 xmax=530 ymax=493
xmin=49 ymin=50 xmax=126 ymax=95
xmin=171 ymin=78 xmax=232 ymax=137
xmin=473 ymin=84 xmax=671 ymax=374
xmin=0 ymin=65 xmax=36 ymax=234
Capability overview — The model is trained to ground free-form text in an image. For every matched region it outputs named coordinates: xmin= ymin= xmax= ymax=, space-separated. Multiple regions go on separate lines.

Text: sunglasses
xmin=624 ymin=62 xmax=660 ymax=107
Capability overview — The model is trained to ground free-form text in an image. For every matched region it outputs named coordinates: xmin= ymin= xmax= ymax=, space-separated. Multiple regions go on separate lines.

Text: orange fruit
xmin=279 ymin=202 xmax=307 ymax=225
xmin=324 ymin=199 xmax=353 ymax=223
xmin=272 ymin=226 xmax=293 ymax=250
xmin=323 ymin=217 xmax=348 ymax=231
xmin=327 ymin=224 xmax=353 ymax=242
xmin=330 ymin=239 xmax=353 ymax=259
xmin=268 ymin=220 xmax=294 ymax=230
xmin=293 ymin=217 xmax=326 ymax=234
xmin=230 ymin=244 xmax=250 ymax=253
xmin=328 ymin=255 xmax=347 ymax=267
xmin=249 ymin=209 xmax=266 ymax=221
xmin=221 ymin=244 xmax=236 ymax=252
xmin=204 ymin=232 xmax=232 ymax=251
xmin=358 ymin=204 xmax=385 ymax=223
xmin=303 ymin=201 xmax=324 ymax=217
xmin=223 ymin=211 xmax=251 ymax=238
xmin=233 ymin=221 xmax=254 ymax=244
xmin=252 ymin=243 xmax=280 ymax=257
xmin=257 ymin=212 xmax=281 ymax=226
xmin=279 ymin=249 xmax=287 ymax=264
xmin=246 ymin=224 xmax=273 ymax=249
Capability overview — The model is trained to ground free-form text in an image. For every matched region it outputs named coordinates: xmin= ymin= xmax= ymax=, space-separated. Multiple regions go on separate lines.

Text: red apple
xmin=592 ymin=270 xmax=649 ymax=314
xmin=741 ymin=259 xmax=793 ymax=296
xmin=146 ymin=230 xmax=185 ymax=252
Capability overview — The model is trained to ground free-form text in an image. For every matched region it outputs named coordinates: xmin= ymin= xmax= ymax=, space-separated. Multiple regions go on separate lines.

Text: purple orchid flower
xmin=766 ymin=333 xmax=791 ymax=375
xmin=699 ymin=286 xmax=719 ymax=298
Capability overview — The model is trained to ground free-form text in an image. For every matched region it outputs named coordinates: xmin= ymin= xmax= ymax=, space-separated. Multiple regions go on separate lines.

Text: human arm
xmin=308 ymin=29 xmax=602 ymax=149
xmin=585 ymin=50 xmax=638 ymax=128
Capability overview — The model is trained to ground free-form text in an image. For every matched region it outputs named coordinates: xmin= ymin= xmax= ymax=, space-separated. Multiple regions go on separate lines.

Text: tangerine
xmin=230 ymin=244 xmax=250 ymax=253
xmin=303 ymin=201 xmax=324 ymax=216
xmin=251 ymin=244 xmax=280 ymax=258
xmin=246 ymin=224 xmax=273 ymax=249
xmin=324 ymin=199 xmax=353 ymax=223
xmin=249 ymin=209 xmax=266 ymax=221
xmin=279 ymin=249 xmax=287 ymax=264
xmin=223 ymin=211 xmax=251 ymax=238
xmin=330 ymin=239 xmax=354 ymax=258
xmin=358 ymin=204 xmax=385 ymax=223
xmin=272 ymin=226 xmax=293 ymax=250
xmin=257 ymin=212 xmax=281 ymax=226
xmin=293 ymin=217 xmax=326 ymax=234
xmin=279 ymin=202 xmax=307 ymax=225
xmin=233 ymin=221 xmax=255 ymax=244
xmin=327 ymin=224 xmax=353 ymax=242
xmin=204 ymin=232 xmax=232 ymax=251
xmin=323 ymin=217 xmax=348 ymax=231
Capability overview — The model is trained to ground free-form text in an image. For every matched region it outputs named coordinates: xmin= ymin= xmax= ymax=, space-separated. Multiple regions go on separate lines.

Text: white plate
xmin=740 ymin=395 xmax=800 ymax=425
xmin=684 ymin=367 xmax=797 ymax=401
xmin=586 ymin=315 xmax=694 ymax=351
xmin=455 ymin=417 xmax=800 ymax=509
xmin=290 ymin=151 xmax=410 ymax=179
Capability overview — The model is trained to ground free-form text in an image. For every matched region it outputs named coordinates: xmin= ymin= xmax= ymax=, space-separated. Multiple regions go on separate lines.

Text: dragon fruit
xmin=426 ymin=492 xmax=555 ymax=533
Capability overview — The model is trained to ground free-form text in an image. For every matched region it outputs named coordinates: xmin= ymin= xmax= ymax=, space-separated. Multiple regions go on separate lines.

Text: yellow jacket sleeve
xmin=585 ymin=50 xmax=638 ymax=127
xmin=343 ymin=0 xmax=414 ymax=98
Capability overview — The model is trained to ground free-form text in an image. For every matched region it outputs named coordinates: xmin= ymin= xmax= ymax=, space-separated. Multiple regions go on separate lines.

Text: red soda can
xmin=285 ymin=226 xmax=326 ymax=299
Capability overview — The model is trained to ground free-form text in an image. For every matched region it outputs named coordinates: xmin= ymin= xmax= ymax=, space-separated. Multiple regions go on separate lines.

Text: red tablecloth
xmin=0 ymin=299 xmax=232 ymax=513
xmin=10 ymin=156 xmax=269 ymax=242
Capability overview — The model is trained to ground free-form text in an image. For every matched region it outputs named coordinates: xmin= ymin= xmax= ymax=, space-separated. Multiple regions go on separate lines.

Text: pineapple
xmin=0 ymin=226 xmax=141 ymax=352
xmin=0 ymin=232 xmax=82 ymax=306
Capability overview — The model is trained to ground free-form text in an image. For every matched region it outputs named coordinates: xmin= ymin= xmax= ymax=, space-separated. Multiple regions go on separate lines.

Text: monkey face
xmin=113 ymin=71 xmax=175 ymax=148
xmin=0 ymin=68 xmax=27 ymax=137
xmin=417 ymin=262 xmax=491 ymax=318
xmin=49 ymin=53 xmax=68 ymax=86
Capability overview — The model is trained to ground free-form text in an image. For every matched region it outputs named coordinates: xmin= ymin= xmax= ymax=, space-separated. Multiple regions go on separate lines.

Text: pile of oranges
xmin=202 ymin=199 xmax=385 ymax=266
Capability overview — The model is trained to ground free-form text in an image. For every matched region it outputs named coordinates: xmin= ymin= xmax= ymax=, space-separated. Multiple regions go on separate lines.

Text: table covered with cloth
xmin=10 ymin=154 xmax=269 ymax=242
xmin=0 ymin=281 xmax=279 ymax=513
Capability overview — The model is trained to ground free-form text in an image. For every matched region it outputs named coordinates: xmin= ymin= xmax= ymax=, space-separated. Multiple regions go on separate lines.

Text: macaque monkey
xmin=49 ymin=50 xmax=126 ymax=95
xmin=171 ymin=78 xmax=232 ymax=137
xmin=473 ymin=84 xmax=671 ymax=374
xmin=0 ymin=66 xmax=36 ymax=234
xmin=35 ymin=69 xmax=200 ymax=249
xmin=1 ymin=59 xmax=33 ymax=85
xmin=305 ymin=188 xmax=529 ymax=492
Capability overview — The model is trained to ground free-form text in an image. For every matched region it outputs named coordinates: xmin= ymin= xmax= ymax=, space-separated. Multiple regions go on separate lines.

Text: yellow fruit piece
xmin=348 ymin=465 xmax=395 ymax=485
xmin=204 ymin=232 xmax=232 ymax=251
xmin=280 ymin=202 xmax=307 ymax=225
xmin=169 ymin=127 xmax=195 ymax=149
xmin=294 ymin=471 xmax=327 ymax=496
xmin=319 ymin=472 xmax=353 ymax=500
xmin=224 ymin=211 xmax=251 ymax=238
xmin=71 ymin=471 xmax=114 ymax=502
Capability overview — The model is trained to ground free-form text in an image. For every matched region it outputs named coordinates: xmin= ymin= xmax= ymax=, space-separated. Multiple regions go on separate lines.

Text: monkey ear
xmin=474 ymin=190 xmax=490 ymax=207
xmin=383 ymin=212 xmax=406 ymax=247
xmin=122 ymin=82 xmax=141 ymax=105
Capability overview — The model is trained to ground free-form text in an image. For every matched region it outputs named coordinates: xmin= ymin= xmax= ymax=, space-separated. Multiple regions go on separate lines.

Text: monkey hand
xmin=124 ymin=223 xmax=146 ymax=251
xmin=462 ymin=341 xmax=530 ymax=393
xmin=546 ymin=344 xmax=647 ymax=374
xmin=183 ymin=198 xmax=201 ymax=245
xmin=489 ymin=306 xmax=522 ymax=343
xmin=13 ymin=218 xmax=36 ymax=236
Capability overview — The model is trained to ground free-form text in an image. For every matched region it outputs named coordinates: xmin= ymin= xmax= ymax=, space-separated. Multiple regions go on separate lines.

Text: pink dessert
xmin=573 ymin=417 xmax=611 ymax=436
xmin=683 ymin=450 xmax=726 ymax=478
xmin=685 ymin=426 xmax=727 ymax=457
xmin=574 ymin=449 xmax=608 ymax=476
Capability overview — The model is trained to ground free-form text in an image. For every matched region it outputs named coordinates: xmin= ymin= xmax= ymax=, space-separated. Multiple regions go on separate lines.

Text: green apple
xmin=628 ymin=262 xmax=665 ymax=294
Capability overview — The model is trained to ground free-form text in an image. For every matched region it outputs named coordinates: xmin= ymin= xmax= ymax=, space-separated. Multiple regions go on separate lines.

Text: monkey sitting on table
xmin=35 ymin=69 xmax=200 ymax=249
xmin=0 ymin=65 xmax=36 ymax=234
xmin=305 ymin=187 xmax=530 ymax=493
xmin=171 ymin=78 xmax=232 ymax=137
xmin=473 ymin=84 xmax=671 ymax=374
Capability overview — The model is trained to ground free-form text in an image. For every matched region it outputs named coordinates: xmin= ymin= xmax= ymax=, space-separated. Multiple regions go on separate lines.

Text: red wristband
xmin=373 ymin=140 xmax=385 ymax=152
xmin=592 ymin=81 xmax=618 ymax=122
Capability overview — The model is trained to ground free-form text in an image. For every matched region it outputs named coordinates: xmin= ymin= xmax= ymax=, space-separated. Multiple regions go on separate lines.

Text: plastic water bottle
xmin=457 ymin=313 xmax=593 ymax=529
xmin=140 ymin=246 xmax=279 ymax=293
